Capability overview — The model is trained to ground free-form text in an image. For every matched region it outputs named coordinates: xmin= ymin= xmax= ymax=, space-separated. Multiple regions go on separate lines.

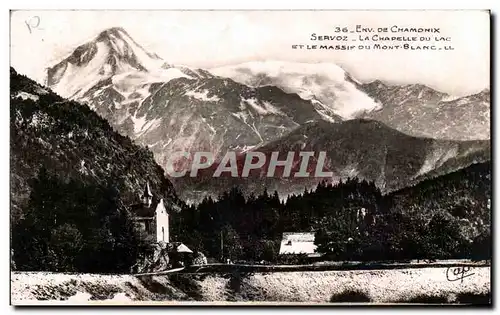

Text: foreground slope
xmin=12 ymin=266 xmax=490 ymax=304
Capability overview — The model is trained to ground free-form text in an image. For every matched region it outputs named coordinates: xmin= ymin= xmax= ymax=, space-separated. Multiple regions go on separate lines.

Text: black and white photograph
xmin=9 ymin=9 xmax=491 ymax=305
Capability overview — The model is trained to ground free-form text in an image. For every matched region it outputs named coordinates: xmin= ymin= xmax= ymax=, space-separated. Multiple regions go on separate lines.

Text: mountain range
xmin=42 ymin=27 xmax=491 ymax=202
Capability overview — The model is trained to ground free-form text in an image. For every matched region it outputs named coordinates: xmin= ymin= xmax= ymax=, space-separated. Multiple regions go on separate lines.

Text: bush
xmin=330 ymin=290 xmax=371 ymax=303
xmin=404 ymin=294 xmax=449 ymax=304
xmin=456 ymin=292 xmax=491 ymax=305
xmin=276 ymin=254 xmax=310 ymax=265
xmin=192 ymin=251 xmax=208 ymax=265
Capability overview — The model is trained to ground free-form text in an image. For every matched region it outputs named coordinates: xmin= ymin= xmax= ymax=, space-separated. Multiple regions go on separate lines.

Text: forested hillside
xmin=172 ymin=162 xmax=491 ymax=262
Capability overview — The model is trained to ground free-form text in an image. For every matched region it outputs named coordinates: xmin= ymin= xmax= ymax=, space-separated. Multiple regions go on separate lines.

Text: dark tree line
xmin=172 ymin=162 xmax=491 ymax=263
xmin=11 ymin=161 xmax=490 ymax=272
xmin=12 ymin=168 xmax=147 ymax=273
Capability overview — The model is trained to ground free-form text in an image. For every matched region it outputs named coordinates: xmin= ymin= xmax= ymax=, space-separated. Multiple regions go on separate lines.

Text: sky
xmin=10 ymin=10 xmax=490 ymax=95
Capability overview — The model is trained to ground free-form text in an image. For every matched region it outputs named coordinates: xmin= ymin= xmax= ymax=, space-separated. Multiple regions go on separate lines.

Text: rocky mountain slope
xmin=212 ymin=62 xmax=490 ymax=141
xmin=360 ymin=81 xmax=490 ymax=140
xmin=47 ymin=28 xmax=340 ymax=174
xmin=177 ymin=119 xmax=490 ymax=202
xmin=10 ymin=67 xmax=181 ymax=221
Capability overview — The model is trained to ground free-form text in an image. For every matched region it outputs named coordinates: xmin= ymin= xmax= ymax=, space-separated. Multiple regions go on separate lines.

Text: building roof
xmin=176 ymin=243 xmax=193 ymax=253
xmin=142 ymin=182 xmax=153 ymax=197
xmin=279 ymin=232 xmax=319 ymax=256
xmin=164 ymin=242 xmax=193 ymax=253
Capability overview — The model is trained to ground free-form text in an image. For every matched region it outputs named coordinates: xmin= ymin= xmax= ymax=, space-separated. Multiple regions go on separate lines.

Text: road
xmin=133 ymin=259 xmax=490 ymax=276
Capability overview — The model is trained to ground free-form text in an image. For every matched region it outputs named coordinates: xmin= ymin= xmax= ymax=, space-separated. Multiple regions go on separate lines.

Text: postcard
xmin=9 ymin=10 xmax=491 ymax=305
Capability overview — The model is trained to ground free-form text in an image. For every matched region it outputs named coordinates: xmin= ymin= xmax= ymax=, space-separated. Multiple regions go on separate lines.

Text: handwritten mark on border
xmin=25 ymin=16 xmax=42 ymax=34
xmin=446 ymin=266 xmax=475 ymax=283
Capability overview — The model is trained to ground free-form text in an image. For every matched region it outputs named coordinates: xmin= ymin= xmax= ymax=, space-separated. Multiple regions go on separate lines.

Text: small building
xmin=279 ymin=232 xmax=321 ymax=258
xmin=168 ymin=242 xmax=194 ymax=267
xmin=130 ymin=182 xmax=170 ymax=243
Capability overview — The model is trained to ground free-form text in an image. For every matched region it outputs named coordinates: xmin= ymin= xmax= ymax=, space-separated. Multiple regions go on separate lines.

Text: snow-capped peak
xmin=46 ymin=27 xmax=178 ymax=98
xmin=94 ymin=27 xmax=164 ymax=71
